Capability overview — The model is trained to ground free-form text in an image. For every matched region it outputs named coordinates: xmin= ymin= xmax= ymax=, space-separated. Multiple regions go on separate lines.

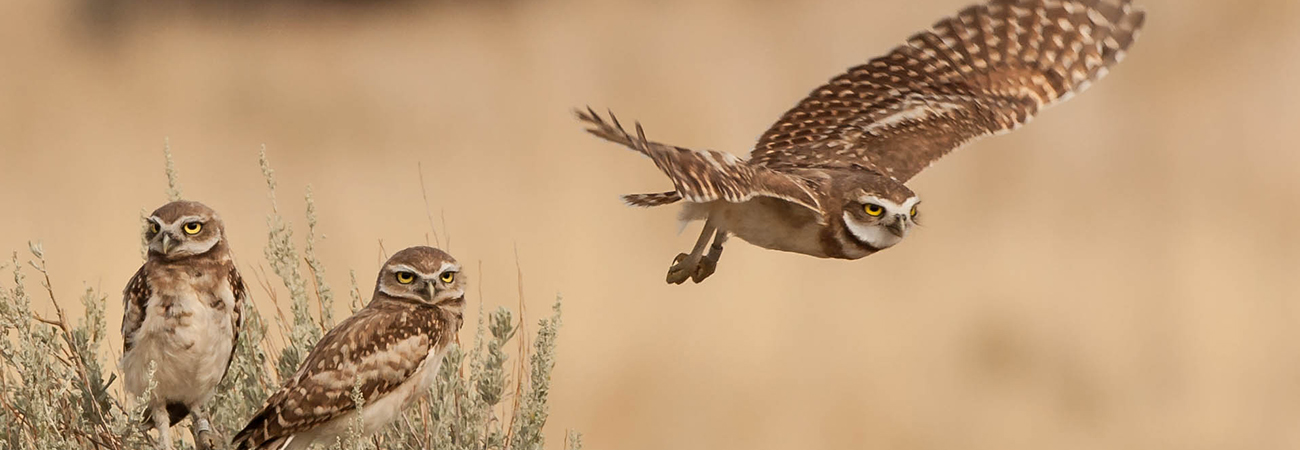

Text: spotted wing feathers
xmin=222 ymin=264 xmax=247 ymax=383
xmin=576 ymin=108 xmax=821 ymax=212
xmin=120 ymin=264 xmax=151 ymax=354
xmin=120 ymin=264 xmax=157 ymax=426
xmin=749 ymin=0 xmax=1145 ymax=181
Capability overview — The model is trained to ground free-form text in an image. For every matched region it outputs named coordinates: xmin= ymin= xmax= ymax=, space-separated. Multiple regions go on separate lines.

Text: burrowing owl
xmin=121 ymin=200 xmax=246 ymax=449
xmin=578 ymin=0 xmax=1145 ymax=284
xmin=232 ymin=246 xmax=465 ymax=450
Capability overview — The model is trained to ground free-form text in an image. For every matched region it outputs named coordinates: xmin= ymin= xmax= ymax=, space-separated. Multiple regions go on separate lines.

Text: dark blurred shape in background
xmin=73 ymin=0 xmax=517 ymax=42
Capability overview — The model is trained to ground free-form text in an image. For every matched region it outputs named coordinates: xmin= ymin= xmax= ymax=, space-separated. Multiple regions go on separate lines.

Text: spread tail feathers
xmin=575 ymin=106 xmax=643 ymax=154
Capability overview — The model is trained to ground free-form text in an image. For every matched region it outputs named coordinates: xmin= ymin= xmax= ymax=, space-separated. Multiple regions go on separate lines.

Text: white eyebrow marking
xmin=438 ymin=261 xmax=459 ymax=274
xmin=157 ymin=215 xmax=206 ymax=225
xmin=391 ymin=264 xmax=431 ymax=277
xmin=392 ymin=261 xmax=461 ymax=280
xmin=857 ymin=195 xmax=921 ymax=215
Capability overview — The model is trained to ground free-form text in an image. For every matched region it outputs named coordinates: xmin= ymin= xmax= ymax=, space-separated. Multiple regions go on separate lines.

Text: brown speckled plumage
xmin=749 ymin=0 xmax=1145 ymax=181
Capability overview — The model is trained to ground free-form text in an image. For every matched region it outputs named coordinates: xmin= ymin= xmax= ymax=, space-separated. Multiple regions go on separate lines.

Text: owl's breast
xmin=122 ymin=274 xmax=237 ymax=399
xmin=136 ymin=288 xmax=233 ymax=354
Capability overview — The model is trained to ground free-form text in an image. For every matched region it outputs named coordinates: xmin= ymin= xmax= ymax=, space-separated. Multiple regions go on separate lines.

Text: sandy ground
xmin=2 ymin=0 xmax=1300 ymax=448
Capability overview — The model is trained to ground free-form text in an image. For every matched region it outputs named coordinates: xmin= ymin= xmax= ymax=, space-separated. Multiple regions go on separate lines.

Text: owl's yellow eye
xmin=440 ymin=272 xmax=455 ymax=283
xmin=395 ymin=271 xmax=416 ymax=284
xmin=148 ymin=222 xmax=160 ymax=234
xmin=864 ymin=203 xmax=885 ymax=216
xmin=183 ymin=222 xmax=202 ymax=235
xmin=910 ymin=205 xmax=918 ymax=217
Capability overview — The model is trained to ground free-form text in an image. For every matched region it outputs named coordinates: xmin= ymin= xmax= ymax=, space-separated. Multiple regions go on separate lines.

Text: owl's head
xmin=836 ymin=173 xmax=920 ymax=253
xmin=376 ymin=246 xmax=465 ymax=311
xmin=145 ymin=200 xmax=227 ymax=260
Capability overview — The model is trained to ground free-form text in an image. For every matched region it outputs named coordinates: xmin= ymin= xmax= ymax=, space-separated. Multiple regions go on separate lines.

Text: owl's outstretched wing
xmin=231 ymin=303 xmax=440 ymax=450
xmin=749 ymin=0 xmax=1145 ymax=182
xmin=577 ymin=108 xmax=822 ymax=213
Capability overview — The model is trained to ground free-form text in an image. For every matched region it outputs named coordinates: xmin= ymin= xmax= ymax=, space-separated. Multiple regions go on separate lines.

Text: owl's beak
xmin=886 ymin=215 xmax=908 ymax=237
xmin=161 ymin=234 xmax=175 ymax=254
xmin=425 ymin=281 xmax=438 ymax=302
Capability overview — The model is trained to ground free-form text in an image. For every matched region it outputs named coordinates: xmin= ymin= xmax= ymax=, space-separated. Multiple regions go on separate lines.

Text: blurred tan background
xmin=2 ymin=0 xmax=1300 ymax=448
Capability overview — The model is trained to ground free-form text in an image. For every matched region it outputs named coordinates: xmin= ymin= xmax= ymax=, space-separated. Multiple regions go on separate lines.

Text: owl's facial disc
xmin=146 ymin=215 xmax=221 ymax=259
xmin=380 ymin=261 xmax=465 ymax=309
xmin=842 ymin=195 xmax=920 ymax=249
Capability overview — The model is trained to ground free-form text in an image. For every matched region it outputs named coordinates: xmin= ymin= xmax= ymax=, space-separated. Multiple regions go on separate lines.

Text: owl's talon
xmin=666 ymin=253 xmax=694 ymax=284
xmin=691 ymin=255 xmax=718 ymax=283
xmin=672 ymin=253 xmax=688 ymax=265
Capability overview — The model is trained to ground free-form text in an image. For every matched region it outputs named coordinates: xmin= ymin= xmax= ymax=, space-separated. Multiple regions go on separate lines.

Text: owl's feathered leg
xmin=152 ymin=406 xmax=173 ymax=450
xmin=691 ymin=228 xmax=728 ymax=283
xmin=191 ymin=411 xmax=220 ymax=450
xmin=667 ymin=217 xmax=719 ymax=284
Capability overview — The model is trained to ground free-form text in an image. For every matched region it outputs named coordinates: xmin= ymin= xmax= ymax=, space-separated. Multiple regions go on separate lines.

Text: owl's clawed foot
xmin=667 ymin=225 xmax=728 ymax=285
xmin=194 ymin=429 xmax=221 ymax=450
xmin=666 ymin=253 xmax=717 ymax=284
xmin=692 ymin=253 xmax=718 ymax=283
xmin=666 ymin=253 xmax=694 ymax=284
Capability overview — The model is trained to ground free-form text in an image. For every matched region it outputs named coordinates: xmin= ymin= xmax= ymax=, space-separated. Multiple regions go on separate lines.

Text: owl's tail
xmin=623 ymin=191 xmax=682 ymax=207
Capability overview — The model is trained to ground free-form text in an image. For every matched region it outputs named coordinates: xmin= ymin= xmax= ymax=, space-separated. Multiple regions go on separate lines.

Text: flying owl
xmin=121 ymin=200 xmax=246 ymax=450
xmin=231 ymin=246 xmax=466 ymax=450
xmin=577 ymin=0 xmax=1145 ymax=284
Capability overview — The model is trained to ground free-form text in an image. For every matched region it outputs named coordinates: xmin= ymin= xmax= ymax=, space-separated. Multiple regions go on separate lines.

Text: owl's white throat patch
xmin=842 ymin=195 xmax=918 ymax=251
xmin=843 ymin=212 xmax=903 ymax=250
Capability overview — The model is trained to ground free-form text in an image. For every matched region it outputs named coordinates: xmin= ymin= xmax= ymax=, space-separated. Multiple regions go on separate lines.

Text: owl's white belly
xmin=286 ymin=345 xmax=449 ymax=450
xmin=122 ymin=289 xmax=235 ymax=408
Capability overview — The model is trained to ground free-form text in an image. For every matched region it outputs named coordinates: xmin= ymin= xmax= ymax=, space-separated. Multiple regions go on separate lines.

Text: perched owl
xmin=231 ymin=246 xmax=466 ymax=450
xmin=577 ymin=0 xmax=1145 ymax=284
xmin=121 ymin=200 xmax=246 ymax=449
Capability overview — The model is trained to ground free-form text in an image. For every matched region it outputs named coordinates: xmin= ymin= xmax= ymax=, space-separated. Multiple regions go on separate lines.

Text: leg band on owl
xmin=194 ymin=415 xmax=212 ymax=434
xmin=707 ymin=229 xmax=728 ymax=258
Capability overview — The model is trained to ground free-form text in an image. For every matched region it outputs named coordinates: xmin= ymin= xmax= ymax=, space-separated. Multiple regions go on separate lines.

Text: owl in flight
xmin=577 ymin=0 xmax=1145 ymax=284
